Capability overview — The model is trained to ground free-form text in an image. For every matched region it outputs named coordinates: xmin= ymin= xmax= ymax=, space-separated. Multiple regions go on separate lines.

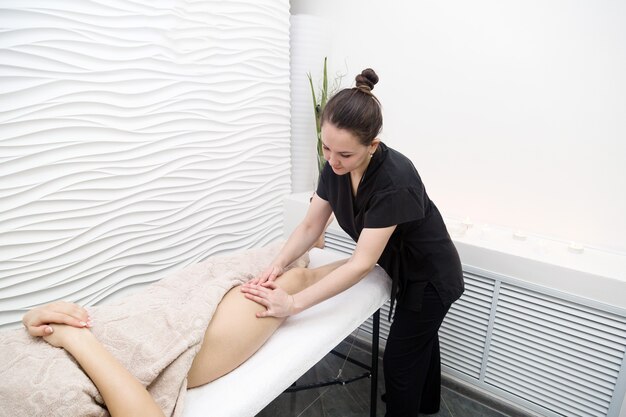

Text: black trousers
xmin=383 ymin=284 xmax=450 ymax=417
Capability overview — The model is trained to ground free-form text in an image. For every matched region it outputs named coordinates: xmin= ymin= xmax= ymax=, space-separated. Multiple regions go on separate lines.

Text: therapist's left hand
xmin=247 ymin=264 xmax=284 ymax=286
xmin=240 ymin=282 xmax=295 ymax=318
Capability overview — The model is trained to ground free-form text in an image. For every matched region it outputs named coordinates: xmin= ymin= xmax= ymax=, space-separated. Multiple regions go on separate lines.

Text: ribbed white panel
xmin=0 ymin=0 xmax=290 ymax=328
xmin=322 ymin=222 xmax=626 ymax=417
xmin=324 ymin=229 xmax=358 ymax=257
xmin=326 ymin=227 xmax=493 ymax=380
xmin=440 ymin=272 xmax=494 ymax=379
xmin=485 ymin=284 xmax=626 ymax=417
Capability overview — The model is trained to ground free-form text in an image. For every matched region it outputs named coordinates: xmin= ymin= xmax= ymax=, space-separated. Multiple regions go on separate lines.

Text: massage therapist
xmin=241 ymin=68 xmax=464 ymax=417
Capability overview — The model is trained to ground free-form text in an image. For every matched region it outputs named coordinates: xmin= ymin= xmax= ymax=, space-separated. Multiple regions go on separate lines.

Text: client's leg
xmin=186 ymin=259 xmax=346 ymax=387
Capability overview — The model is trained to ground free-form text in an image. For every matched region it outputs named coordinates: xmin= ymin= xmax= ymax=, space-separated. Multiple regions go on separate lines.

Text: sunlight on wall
xmin=290 ymin=0 xmax=626 ymax=254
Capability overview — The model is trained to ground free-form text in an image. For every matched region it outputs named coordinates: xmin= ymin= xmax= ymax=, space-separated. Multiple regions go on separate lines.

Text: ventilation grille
xmin=322 ymin=226 xmax=626 ymax=417
xmin=485 ymin=283 xmax=626 ymax=417
xmin=439 ymin=272 xmax=494 ymax=379
xmin=324 ymin=230 xmax=357 ymax=257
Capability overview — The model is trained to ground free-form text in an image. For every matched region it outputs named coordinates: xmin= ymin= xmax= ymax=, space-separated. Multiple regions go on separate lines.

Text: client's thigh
xmin=186 ymin=268 xmax=309 ymax=387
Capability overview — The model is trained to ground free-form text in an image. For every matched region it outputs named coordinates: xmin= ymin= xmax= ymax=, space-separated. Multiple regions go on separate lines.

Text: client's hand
xmin=22 ymin=301 xmax=91 ymax=337
xmin=248 ymin=264 xmax=284 ymax=286
xmin=43 ymin=323 xmax=91 ymax=350
xmin=240 ymin=282 xmax=295 ymax=318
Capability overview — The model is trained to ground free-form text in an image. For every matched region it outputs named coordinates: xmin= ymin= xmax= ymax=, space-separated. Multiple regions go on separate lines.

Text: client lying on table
xmin=0 ymin=244 xmax=344 ymax=417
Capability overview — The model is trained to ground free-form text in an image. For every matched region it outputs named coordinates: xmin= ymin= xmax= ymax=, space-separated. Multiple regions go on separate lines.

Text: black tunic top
xmin=316 ymin=142 xmax=464 ymax=317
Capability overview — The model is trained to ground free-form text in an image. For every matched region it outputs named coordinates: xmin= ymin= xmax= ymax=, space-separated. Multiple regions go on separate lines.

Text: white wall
xmin=289 ymin=14 xmax=332 ymax=192
xmin=0 ymin=0 xmax=291 ymax=328
xmin=290 ymin=0 xmax=626 ymax=254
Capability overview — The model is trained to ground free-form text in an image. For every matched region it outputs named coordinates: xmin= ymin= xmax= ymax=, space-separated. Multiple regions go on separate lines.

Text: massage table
xmin=182 ymin=247 xmax=392 ymax=417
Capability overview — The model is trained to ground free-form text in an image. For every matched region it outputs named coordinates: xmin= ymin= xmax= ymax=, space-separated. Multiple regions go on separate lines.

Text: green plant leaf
xmin=321 ymin=57 xmax=328 ymax=110
xmin=307 ymin=72 xmax=317 ymax=110
xmin=308 ymin=56 xmax=341 ymax=175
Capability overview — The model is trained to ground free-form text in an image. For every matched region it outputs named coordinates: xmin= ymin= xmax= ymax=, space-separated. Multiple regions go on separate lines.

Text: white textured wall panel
xmin=0 ymin=0 xmax=291 ymax=328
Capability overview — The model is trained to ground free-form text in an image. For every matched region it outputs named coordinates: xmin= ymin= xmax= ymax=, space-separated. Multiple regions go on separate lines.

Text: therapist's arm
xmin=277 ymin=194 xmax=333 ymax=265
xmin=243 ymin=226 xmax=395 ymax=317
xmin=253 ymin=194 xmax=333 ymax=284
xmin=289 ymin=225 xmax=396 ymax=314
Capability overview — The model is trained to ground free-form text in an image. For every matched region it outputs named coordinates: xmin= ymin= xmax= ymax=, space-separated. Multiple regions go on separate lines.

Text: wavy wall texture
xmin=0 ymin=0 xmax=291 ymax=328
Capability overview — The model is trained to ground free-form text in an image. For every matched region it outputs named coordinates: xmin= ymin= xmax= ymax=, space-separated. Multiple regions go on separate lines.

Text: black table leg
xmin=370 ymin=309 xmax=380 ymax=417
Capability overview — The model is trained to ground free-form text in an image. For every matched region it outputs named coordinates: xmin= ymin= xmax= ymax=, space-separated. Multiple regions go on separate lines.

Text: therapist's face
xmin=321 ymin=122 xmax=377 ymax=176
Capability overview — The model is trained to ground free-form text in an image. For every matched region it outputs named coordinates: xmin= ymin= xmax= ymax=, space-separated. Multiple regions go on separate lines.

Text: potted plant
xmin=307 ymin=57 xmax=343 ymax=176
xmin=307 ymin=58 xmax=343 ymax=248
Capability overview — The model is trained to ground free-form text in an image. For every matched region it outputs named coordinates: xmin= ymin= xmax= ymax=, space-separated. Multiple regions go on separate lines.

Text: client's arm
xmin=187 ymin=259 xmax=347 ymax=388
xmin=24 ymin=306 xmax=165 ymax=417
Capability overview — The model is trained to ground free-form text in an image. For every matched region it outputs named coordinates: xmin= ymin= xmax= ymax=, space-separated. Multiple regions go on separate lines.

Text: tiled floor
xmin=256 ymin=339 xmax=513 ymax=417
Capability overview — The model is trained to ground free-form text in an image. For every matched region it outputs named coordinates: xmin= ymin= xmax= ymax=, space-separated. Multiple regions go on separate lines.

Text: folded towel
xmin=0 ymin=242 xmax=307 ymax=417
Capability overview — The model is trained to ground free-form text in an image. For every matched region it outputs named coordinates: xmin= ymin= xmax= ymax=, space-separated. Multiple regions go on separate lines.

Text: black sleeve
xmin=364 ymin=187 xmax=426 ymax=228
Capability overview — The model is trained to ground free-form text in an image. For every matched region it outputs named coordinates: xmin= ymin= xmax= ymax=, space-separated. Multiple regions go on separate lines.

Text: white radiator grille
xmin=485 ymin=284 xmax=626 ymax=417
xmin=324 ymin=231 xmax=359 ymax=256
xmin=322 ymin=226 xmax=626 ymax=417
xmin=439 ymin=272 xmax=494 ymax=379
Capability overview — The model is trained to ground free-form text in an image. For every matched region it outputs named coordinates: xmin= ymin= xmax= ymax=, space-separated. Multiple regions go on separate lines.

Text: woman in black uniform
xmin=242 ymin=68 xmax=464 ymax=416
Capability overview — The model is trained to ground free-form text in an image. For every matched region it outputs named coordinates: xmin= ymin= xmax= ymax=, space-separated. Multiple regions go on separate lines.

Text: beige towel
xmin=0 ymin=242 xmax=307 ymax=417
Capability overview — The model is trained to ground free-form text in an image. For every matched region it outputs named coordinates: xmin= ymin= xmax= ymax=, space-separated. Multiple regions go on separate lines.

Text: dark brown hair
xmin=321 ymin=68 xmax=382 ymax=146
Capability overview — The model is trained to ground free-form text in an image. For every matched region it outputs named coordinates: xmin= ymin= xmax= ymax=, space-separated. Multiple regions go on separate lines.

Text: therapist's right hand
xmin=247 ymin=264 xmax=284 ymax=286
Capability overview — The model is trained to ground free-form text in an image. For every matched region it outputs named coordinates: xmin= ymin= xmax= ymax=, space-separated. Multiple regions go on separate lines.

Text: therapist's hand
xmin=240 ymin=281 xmax=295 ymax=318
xmin=247 ymin=264 xmax=284 ymax=286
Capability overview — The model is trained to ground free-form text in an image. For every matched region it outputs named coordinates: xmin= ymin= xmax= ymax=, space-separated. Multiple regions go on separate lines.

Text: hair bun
xmin=355 ymin=68 xmax=378 ymax=92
